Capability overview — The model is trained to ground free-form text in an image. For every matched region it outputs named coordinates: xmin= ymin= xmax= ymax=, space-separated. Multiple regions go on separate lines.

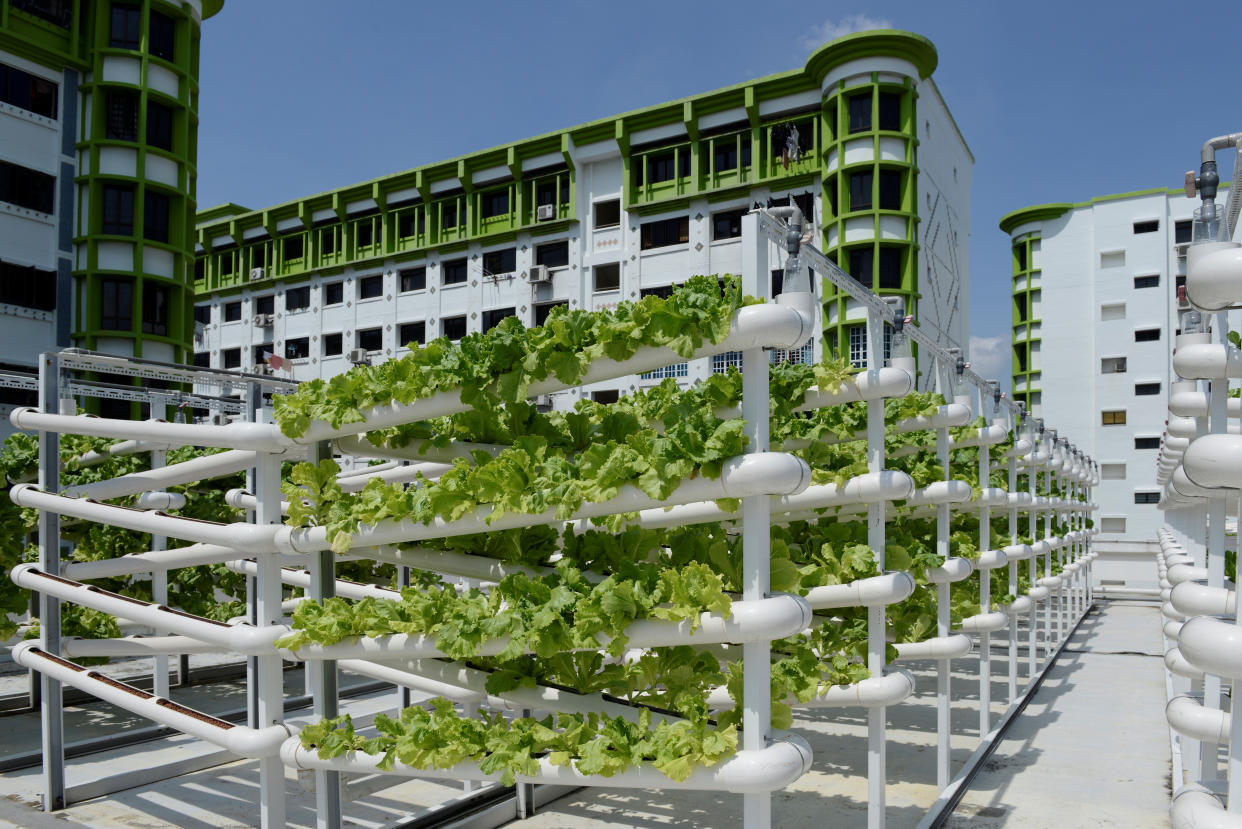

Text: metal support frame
xmin=37 ymin=352 xmax=65 ymax=812
xmin=309 ymin=441 xmax=342 ymax=829
xmin=865 ymin=304 xmax=887 ymax=829
xmin=977 ymin=405 xmax=992 ymax=739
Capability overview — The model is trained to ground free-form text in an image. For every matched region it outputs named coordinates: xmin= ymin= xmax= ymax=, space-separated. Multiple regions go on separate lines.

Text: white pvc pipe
xmin=334 ymin=434 xmax=505 ymax=464
xmin=60 ymin=449 xmax=263 ymax=501
xmin=793 ymin=367 xmax=914 ymax=411
xmin=1186 ymin=241 xmax=1242 ymax=312
xmin=903 ymin=480 xmax=972 ymax=506
xmin=1174 ymin=342 xmax=1242 ymax=381
xmin=974 ymin=487 xmax=1009 ymax=507
xmin=280 ymin=732 xmax=814 ymax=794
xmin=224 ymin=560 xmax=400 ymax=602
xmin=957 ymin=611 xmax=1008 ymax=633
xmin=133 ymin=491 xmax=187 ymax=511
xmin=1167 ymin=694 xmax=1233 ymax=744
xmin=366 ymin=544 xmax=544 ymax=584
xmin=1166 ymin=646 xmax=1207 ymax=680
xmin=952 ymin=423 xmax=1010 ymax=448
xmin=803 ymin=572 xmax=915 ymax=609
xmin=1169 ymin=564 xmax=1210 ymax=585
xmin=61 ymin=635 xmax=226 ymax=657
xmin=925 ymin=557 xmax=973 ymax=584
xmin=706 ymin=669 xmax=915 ymax=710
xmin=893 ymin=635 xmax=972 ymax=661
xmin=1184 ymin=434 xmax=1242 ymax=490
xmin=1171 ymin=786 xmax=1242 ymax=829
xmin=60 ymin=543 xmax=243 ymax=580
xmin=975 ymin=550 xmax=1008 ymax=570
xmin=1180 ymin=616 xmax=1242 ymax=678
xmin=336 ymin=659 xmax=486 ymax=705
xmin=12 ymin=642 xmax=290 ymax=757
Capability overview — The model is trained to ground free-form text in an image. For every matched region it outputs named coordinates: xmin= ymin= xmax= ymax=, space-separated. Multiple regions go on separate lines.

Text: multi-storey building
xmin=0 ymin=0 xmax=218 ymax=426
xmin=1001 ymin=188 xmax=1204 ymax=549
xmin=192 ymin=30 xmax=973 ymax=400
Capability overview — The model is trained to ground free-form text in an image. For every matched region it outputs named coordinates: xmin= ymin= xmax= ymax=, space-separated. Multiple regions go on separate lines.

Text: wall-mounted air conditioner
xmin=254 ymin=313 xmax=274 ymax=327
xmin=249 ymin=267 xmax=265 ymax=281
xmin=348 ymin=348 xmax=370 ymax=365
xmin=536 ymin=204 xmax=556 ymax=221
xmin=528 ymin=264 xmax=550 ymax=284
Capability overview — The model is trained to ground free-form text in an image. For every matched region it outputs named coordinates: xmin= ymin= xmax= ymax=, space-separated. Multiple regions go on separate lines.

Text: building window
xmin=848 ymin=325 xmax=867 ymax=368
xmin=254 ymin=342 xmax=273 ymax=364
xmin=483 ymin=248 xmax=517 ymax=275
xmin=1134 ymin=436 xmax=1160 ymax=450
xmin=848 ymin=247 xmax=873 ymax=286
xmin=877 ymin=170 xmax=902 ymax=211
xmin=357 ymin=327 xmax=383 ymax=352
xmin=594 ymin=263 xmax=620 ymax=293
xmin=0 ymin=260 xmax=56 ymax=310
xmin=193 ymin=304 xmax=210 ymax=324
xmin=480 ymin=189 xmax=510 ymax=219
xmin=441 ymin=200 xmax=460 ymax=229
xmin=1133 ymin=219 xmax=1159 ymax=234
xmin=143 ymin=191 xmax=170 ymax=242
xmin=319 ymin=225 xmax=339 ymax=255
xmin=323 ymin=281 xmax=343 ymax=305
xmin=398 ymin=321 xmax=424 ymax=347
xmin=1133 ymin=274 xmax=1159 ymax=289
xmin=441 ymin=315 xmax=467 ymax=341
xmin=1101 ymin=410 xmax=1127 ymax=426
xmin=358 ymin=275 xmax=383 ymax=299
xmin=284 ymin=336 xmax=309 ymax=360
xmin=712 ymin=208 xmax=746 ymax=240
xmin=1100 ymin=517 xmax=1126 ymax=533
xmin=640 ymin=362 xmax=688 ymax=380
xmin=848 ymin=171 xmax=872 ymax=211
xmin=0 ymin=62 xmax=59 ymax=119
xmin=483 ymin=307 xmax=515 ymax=331
xmin=594 ymin=199 xmax=621 ymax=228
xmin=442 ymin=258 xmax=467 ymax=286
xmin=223 ymin=301 xmax=241 ymax=322
xmin=285 ymin=285 xmax=310 ymax=311
xmin=397 ymin=209 xmax=424 ymax=238
xmin=593 ymin=389 xmax=620 ymax=404
xmin=253 ymin=294 xmax=274 ymax=315
xmin=140 ymin=283 xmax=168 ymax=335
xmin=877 ymin=247 xmax=902 ymax=290
xmin=640 ymin=284 xmax=675 ymax=300
xmin=1134 ymin=492 xmax=1160 ymax=504
xmin=877 ymin=92 xmax=901 ymax=131
xmin=534 ymin=301 xmax=567 ymax=326
xmin=535 ymin=241 xmax=568 ymax=269
xmin=100 ymin=278 xmax=133 ymax=330
xmin=105 ymin=89 xmax=139 ymax=141
xmin=1100 ymin=463 xmax=1126 ymax=480
xmin=101 ymin=184 xmax=134 ymax=235
xmin=355 ymin=219 xmax=374 ymax=248
xmin=217 ymin=248 xmax=235 ymax=276
xmin=399 ymin=267 xmax=426 ymax=292
xmin=11 ymin=0 xmax=72 ymax=29
xmin=1134 ymin=382 xmax=1161 ymax=396
xmin=145 ymin=100 xmax=174 ymax=150
xmin=646 ymin=150 xmax=678 ymax=184
xmin=222 ymin=347 xmax=241 ymax=368
xmin=0 ymin=160 xmax=55 ymax=214
xmin=322 ymin=333 xmax=342 ymax=356
xmin=847 ymin=94 xmax=870 ymax=133
xmin=1100 ymin=302 xmax=1125 ymax=321
xmin=283 ymin=235 xmax=305 ymax=261
xmin=640 ymin=216 xmax=689 ymax=250
xmin=1175 ymin=220 xmax=1193 ymax=244
xmin=192 ymin=352 xmax=209 ymax=367
xmin=712 ymin=350 xmax=743 ymax=374
xmin=148 ymin=10 xmax=175 ymax=60
xmin=109 ymin=3 xmax=141 ymax=50
xmin=1134 ymin=328 xmax=1160 ymax=342
xmin=1101 ymin=356 xmax=1127 ymax=374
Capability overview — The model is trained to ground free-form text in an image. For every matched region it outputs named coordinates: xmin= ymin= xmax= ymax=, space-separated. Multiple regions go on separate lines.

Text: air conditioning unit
xmin=528 ymin=264 xmax=550 ymax=284
xmin=254 ymin=313 xmax=274 ymax=327
xmin=252 ymin=362 xmax=271 ymax=375
xmin=536 ymin=204 xmax=556 ymax=221
xmin=249 ymin=267 xmax=265 ymax=281
xmin=348 ymin=348 xmax=370 ymax=365
xmin=534 ymin=394 xmax=554 ymax=412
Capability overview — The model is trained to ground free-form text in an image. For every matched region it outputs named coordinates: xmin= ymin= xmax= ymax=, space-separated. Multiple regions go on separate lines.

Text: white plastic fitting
xmin=1185 ymin=241 xmax=1242 ymax=312
xmin=893 ymin=635 xmax=972 ymax=661
xmin=803 ymin=572 xmax=915 ymax=609
xmin=1166 ymin=694 xmax=1232 ymax=745
xmin=1180 ymin=616 xmax=1242 ymax=678
xmin=924 ymin=557 xmax=973 ymax=584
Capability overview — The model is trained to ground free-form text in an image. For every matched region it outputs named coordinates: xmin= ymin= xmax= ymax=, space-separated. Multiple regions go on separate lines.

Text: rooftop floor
xmin=0 ymin=599 xmax=1170 ymax=829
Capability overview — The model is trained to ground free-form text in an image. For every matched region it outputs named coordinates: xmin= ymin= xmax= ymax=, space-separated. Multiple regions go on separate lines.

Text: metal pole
xmin=309 ymin=440 xmax=342 ymax=829
xmin=865 ymin=305 xmax=887 ymax=829
xmin=1007 ymin=417 xmax=1019 ymax=702
xmin=1204 ymin=312 xmax=1228 ymax=785
xmin=37 ymin=352 xmax=64 ymax=812
xmin=245 ymin=382 xmax=260 ymax=731
xmin=255 ymin=449 xmax=286 ymax=828
xmin=977 ymin=409 xmax=991 ymax=738
xmin=149 ymin=447 xmax=170 ymax=700
xmin=1027 ymin=428 xmax=1038 ymax=679
xmin=934 ymin=417 xmax=951 ymax=791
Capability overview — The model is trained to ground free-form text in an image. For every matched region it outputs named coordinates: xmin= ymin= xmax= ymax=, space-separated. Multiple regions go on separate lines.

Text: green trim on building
xmin=805 ymin=30 xmax=937 ymax=83
xmin=1009 ymin=231 xmax=1042 ymax=411
xmin=998 ymin=203 xmax=1072 ymax=235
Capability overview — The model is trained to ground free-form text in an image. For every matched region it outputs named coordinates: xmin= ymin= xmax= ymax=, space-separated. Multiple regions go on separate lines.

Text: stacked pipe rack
xmin=6 ymin=210 xmax=1097 ymax=829
xmin=1158 ymin=131 xmax=1242 ymax=828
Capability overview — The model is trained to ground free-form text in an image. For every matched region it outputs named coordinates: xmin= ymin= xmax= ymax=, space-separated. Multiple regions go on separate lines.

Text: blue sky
xmin=196 ymin=0 xmax=1233 ymax=388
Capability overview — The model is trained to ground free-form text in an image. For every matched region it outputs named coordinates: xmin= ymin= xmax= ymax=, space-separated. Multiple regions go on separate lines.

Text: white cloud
xmin=968 ymin=335 xmax=1010 ymax=391
xmin=800 ymin=14 xmax=892 ymax=51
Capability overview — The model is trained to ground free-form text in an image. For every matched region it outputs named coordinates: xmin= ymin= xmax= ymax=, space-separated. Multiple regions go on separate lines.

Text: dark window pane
xmin=1133 ymin=275 xmax=1159 ymax=289
xmin=534 ymin=301 xmax=567 ymax=326
xmin=0 ymin=159 xmax=55 ymax=213
xmin=192 ymin=352 xmax=209 ymax=367
xmin=594 ymin=263 xmax=620 ymax=292
xmin=1175 ymin=220 xmax=1193 ymax=244
xmin=481 ymin=189 xmax=510 ymax=219
xmin=594 ymin=200 xmax=620 ymax=228
xmin=646 ymin=150 xmax=676 ymax=184
xmin=640 ymin=216 xmax=689 ymax=250
xmin=323 ymin=282 xmax=343 ymax=305
xmin=356 ymin=220 xmax=374 ymax=247
xmin=100 ymin=278 xmax=133 ymax=330
xmin=877 ymin=247 xmax=902 ymax=289
xmin=398 ymin=321 xmax=424 ymax=347
xmin=593 ymin=389 xmax=619 ymax=404
xmin=0 ymin=260 xmax=56 ymax=311
xmin=442 ymin=258 xmax=467 ymax=286
xmin=771 ymin=268 xmax=783 ymax=297
xmin=285 ymin=337 xmax=309 ymax=359
xmin=713 ymin=139 xmax=738 ymax=172
xmin=1134 ymin=436 xmax=1159 ymax=449
xmin=12 ymin=0 xmax=72 ymax=28
xmin=109 ymin=3 xmax=141 ymax=49
xmin=1133 ymin=220 xmax=1159 ymax=234
xmin=878 ymin=170 xmax=902 ymax=210
xmin=148 ymin=11 xmax=175 ymax=61
xmin=535 ymin=241 xmax=568 ymax=268
xmin=0 ymin=63 xmax=59 ymax=118
xmin=793 ymin=191 xmax=815 ymax=226
xmin=102 ymin=184 xmax=134 ymax=235
xmin=193 ymin=304 xmax=210 ymax=324
xmin=1134 ymin=382 xmax=1161 ymax=395
xmin=283 ymin=235 xmax=304 ymax=260
xmin=222 ymin=347 xmax=240 ymax=368
xmin=397 ymin=209 xmax=424 ymax=237
xmin=146 ymin=101 xmax=173 ymax=150
xmin=1134 ymin=492 xmax=1160 ymax=504
xmin=358 ymin=275 xmax=383 ymax=299
xmin=535 ymin=180 xmax=556 ymax=207
xmin=640 ymin=284 xmax=676 ymax=300
xmin=106 ymin=89 xmax=139 ymax=140
xmin=878 ymin=92 xmax=901 ymax=131
xmin=254 ymin=295 xmax=274 ymax=315
xmin=357 ymin=327 xmax=382 ymax=351
xmin=322 ymin=333 xmax=342 ymax=356
xmin=319 ymin=225 xmax=338 ymax=255
xmin=285 ymin=285 xmax=310 ymax=310
xmin=848 ymin=94 xmax=871 ymax=133
xmin=143 ymin=191 xmax=170 ymax=242
xmin=848 ymin=171 xmax=873 ymax=211
xmin=848 ymin=247 xmax=873 ymax=286
xmin=483 ymin=247 xmax=517 ymax=274
xmin=223 ymin=301 xmax=241 ymax=321
xmin=400 ymin=267 xmax=426 ymax=292
xmin=483 ymin=307 xmax=515 ymax=331
xmin=1134 ymin=328 xmax=1160 ymax=342
xmin=442 ymin=200 xmax=459 ymax=228
xmin=712 ymin=208 xmax=746 ymax=241
xmin=1015 ymin=244 xmax=1027 ymax=271
xmin=441 ymin=315 xmax=467 ymax=341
